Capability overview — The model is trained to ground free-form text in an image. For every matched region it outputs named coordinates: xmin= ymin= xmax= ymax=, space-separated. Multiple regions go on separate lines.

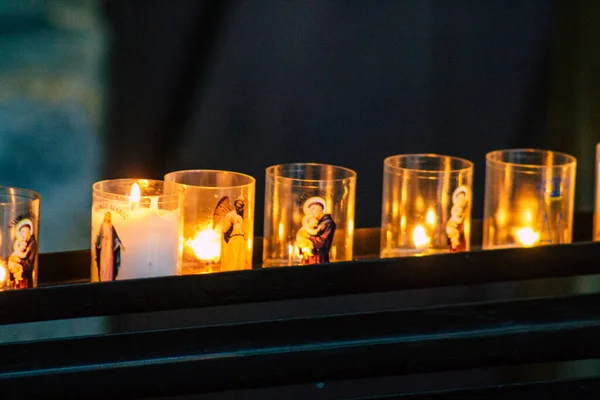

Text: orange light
xmin=426 ymin=208 xmax=436 ymax=227
xmin=524 ymin=210 xmax=533 ymax=224
xmin=413 ymin=225 xmax=430 ymax=249
xmin=186 ymin=225 xmax=221 ymax=262
xmin=516 ymin=227 xmax=539 ymax=247
xmin=130 ymin=182 xmax=141 ymax=208
xmin=0 ymin=262 xmax=6 ymax=283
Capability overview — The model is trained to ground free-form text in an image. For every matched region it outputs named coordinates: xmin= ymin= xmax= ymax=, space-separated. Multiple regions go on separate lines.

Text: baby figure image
xmin=296 ymin=215 xmax=320 ymax=261
xmin=8 ymin=240 xmax=27 ymax=288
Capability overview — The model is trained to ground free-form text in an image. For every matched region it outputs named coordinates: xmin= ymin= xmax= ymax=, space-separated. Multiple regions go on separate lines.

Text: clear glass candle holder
xmin=0 ymin=186 xmax=41 ymax=290
xmin=263 ymin=163 xmax=356 ymax=267
xmin=380 ymin=154 xmax=474 ymax=258
xmin=164 ymin=170 xmax=255 ymax=274
xmin=91 ymin=179 xmax=182 ymax=281
xmin=483 ymin=149 xmax=576 ymax=250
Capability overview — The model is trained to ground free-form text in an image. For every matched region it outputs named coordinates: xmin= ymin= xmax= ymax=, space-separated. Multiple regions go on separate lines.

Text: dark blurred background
xmin=1 ymin=0 xmax=598 ymax=251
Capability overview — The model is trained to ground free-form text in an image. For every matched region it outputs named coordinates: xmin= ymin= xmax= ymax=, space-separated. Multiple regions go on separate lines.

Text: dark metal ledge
xmin=0 ymin=213 xmax=598 ymax=398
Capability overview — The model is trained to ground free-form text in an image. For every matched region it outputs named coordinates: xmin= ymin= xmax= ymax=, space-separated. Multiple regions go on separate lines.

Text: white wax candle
xmin=91 ymin=197 xmax=179 ymax=281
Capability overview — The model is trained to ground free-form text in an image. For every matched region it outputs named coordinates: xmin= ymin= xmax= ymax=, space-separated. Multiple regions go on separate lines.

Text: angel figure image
xmin=446 ymin=186 xmax=470 ymax=252
xmin=213 ymin=196 xmax=246 ymax=271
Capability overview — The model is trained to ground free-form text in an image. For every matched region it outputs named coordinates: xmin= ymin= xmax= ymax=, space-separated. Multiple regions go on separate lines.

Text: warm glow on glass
xmin=495 ymin=208 xmax=508 ymax=227
xmin=516 ymin=227 xmax=539 ymax=247
xmin=483 ymin=149 xmax=576 ymax=249
xmin=415 ymin=195 xmax=425 ymax=212
xmin=524 ymin=210 xmax=533 ymax=224
xmin=413 ymin=225 xmax=430 ymax=249
xmin=186 ymin=225 xmax=221 ymax=262
xmin=392 ymin=201 xmax=399 ymax=218
xmin=0 ymin=262 xmax=6 ymax=283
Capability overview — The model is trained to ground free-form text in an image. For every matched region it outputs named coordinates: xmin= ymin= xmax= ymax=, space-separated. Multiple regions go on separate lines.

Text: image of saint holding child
xmin=295 ymin=197 xmax=336 ymax=265
xmin=7 ymin=219 xmax=37 ymax=289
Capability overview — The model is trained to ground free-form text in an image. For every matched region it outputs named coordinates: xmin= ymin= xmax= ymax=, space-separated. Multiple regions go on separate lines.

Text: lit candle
xmin=92 ymin=180 xmax=180 ymax=281
xmin=186 ymin=224 xmax=221 ymax=263
xmin=130 ymin=182 xmax=141 ymax=209
xmin=515 ymin=227 xmax=539 ymax=247
xmin=413 ymin=225 xmax=431 ymax=253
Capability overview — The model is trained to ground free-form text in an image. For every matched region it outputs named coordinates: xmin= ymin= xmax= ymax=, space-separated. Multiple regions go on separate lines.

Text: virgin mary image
xmin=95 ymin=212 xmax=124 ymax=281
xmin=213 ymin=196 xmax=246 ymax=271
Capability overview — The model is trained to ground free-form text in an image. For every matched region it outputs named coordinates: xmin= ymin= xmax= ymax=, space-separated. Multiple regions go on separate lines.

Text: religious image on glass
xmin=296 ymin=196 xmax=336 ymax=265
xmin=7 ymin=217 xmax=37 ymax=289
xmin=446 ymin=185 xmax=470 ymax=252
xmin=213 ymin=196 xmax=247 ymax=270
xmin=95 ymin=211 xmax=124 ymax=282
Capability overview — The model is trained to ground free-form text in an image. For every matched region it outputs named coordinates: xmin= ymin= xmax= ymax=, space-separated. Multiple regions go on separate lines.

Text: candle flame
xmin=186 ymin=226 xmax=221 ymax=262
xmin=130 ymin=182 xmax=141 ymax=204
xmin=413 ymin=225 xmax=430 ymax=248
xmin=426 ymin=208 xmax=436 ymax=227
xmin=516 ymin=227 xmax=539 ymax=247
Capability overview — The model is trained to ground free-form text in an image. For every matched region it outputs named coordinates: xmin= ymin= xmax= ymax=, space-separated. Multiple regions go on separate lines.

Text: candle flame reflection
xmin=516 ymin=227 xmax=539 ymax=247
xmin=524 ymin=210 xmax=533 ymax=224
xmin=426 ymin=209 xmax=436 ymax=227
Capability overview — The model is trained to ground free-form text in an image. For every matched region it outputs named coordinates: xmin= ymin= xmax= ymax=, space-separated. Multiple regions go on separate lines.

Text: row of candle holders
xmin=0 ymin=148 xmax=586 ymax=290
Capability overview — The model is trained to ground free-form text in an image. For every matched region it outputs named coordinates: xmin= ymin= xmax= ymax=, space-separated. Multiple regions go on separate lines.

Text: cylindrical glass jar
xmin=263 ymin=163 xmax=356 ymax=267
xmin=380 ymin=154 xmax=473 ymax=257
xmin=0 ymin=186 xmax=41 ymax=290
xmin=483 ymin=149 xmax=576 ymax=249
xmin=91 ymin=179 xmax=181 ymax=281
xmin=164 ymin=170 xmax=255 ymax=274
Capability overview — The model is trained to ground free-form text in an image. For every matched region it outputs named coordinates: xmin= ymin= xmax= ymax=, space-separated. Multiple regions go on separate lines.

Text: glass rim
xmin=164 ymin=169 xmax=256 ymax=189
xmin=265 ymin=162 xmax=357 ymax=183
xmin=92 ymin=178 xmax=179 ymax=203
xmin=486 ymin=148 xmax=577 ymax=169
xmin=383 ymin=153 xmax=474 ymax=174
xmin=0 ymin=185 xmax=41 ymax=207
